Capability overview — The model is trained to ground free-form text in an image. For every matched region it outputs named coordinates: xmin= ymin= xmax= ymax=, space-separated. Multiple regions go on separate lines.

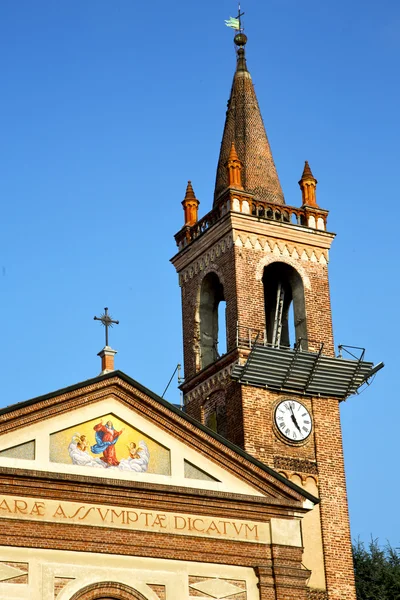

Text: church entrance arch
xmin=69 ymin=581 xmax=149 ymax=600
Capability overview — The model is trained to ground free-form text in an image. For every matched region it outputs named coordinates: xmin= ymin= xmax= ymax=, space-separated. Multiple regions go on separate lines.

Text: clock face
xmin=274 ymin=400 xmax=312 ymax=442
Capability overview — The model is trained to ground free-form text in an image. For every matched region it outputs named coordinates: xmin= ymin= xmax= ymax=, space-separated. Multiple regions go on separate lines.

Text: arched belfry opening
xmin=199 ymin=272 xmax=226 ymax=369
xmin=263 ymin=262 xmax=307 ymax=349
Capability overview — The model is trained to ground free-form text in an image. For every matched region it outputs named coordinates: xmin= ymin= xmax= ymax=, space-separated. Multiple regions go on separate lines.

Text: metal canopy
xmin=231 ymin=345 xmax=379 ymax=399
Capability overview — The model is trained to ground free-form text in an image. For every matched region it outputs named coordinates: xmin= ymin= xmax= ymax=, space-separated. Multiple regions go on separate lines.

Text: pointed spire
xmin=226 ymin=141 xmax=244 ymax=189
xmin=184 ymin=180 xmax=196 ymax=199
xmin=301 ymin=160 xmax=315 ymax=180
xmin=214 ymin=34 xmax=285 ymax=206
xmin=299 ymin=161 xmax=318 ymax=207
xmin=228 ymin=140 xmax=240 ymax=162
xmin=182 ymin=181 xmax=200 ymax=226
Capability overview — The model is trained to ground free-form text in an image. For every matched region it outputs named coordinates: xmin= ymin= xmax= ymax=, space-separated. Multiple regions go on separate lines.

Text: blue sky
xmin=0 ymin=0 xmax=399 ymax=546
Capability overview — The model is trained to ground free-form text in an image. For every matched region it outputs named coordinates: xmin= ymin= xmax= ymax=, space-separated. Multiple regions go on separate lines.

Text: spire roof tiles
xmin=214 ymin=38 xmax=284 ymax=206
xmin=184 ymin=180 xmax=196 ymax=200
xmin=300 ymin=160 xmax=316 ymax=182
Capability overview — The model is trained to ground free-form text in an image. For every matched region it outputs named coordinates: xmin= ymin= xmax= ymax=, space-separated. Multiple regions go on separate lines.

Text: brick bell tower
xmin=171 ymin=30 xmax=382 ymax=600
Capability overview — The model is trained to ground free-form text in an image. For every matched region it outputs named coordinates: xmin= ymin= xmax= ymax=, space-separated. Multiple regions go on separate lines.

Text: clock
xmin=274 ymin=400 xmax=312 ymax=442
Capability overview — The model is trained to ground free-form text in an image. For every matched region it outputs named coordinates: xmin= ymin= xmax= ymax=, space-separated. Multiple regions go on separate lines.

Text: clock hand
xmin=288 ymin=404 xmax=301 ymax=431
xmin=290 ymin=413 xmax=302 ymax=433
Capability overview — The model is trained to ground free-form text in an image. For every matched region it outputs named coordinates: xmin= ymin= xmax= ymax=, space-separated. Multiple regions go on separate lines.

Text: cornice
xmin=0 ymin=372 xmax=318 ymax=505
xmin=171 ymin=213 xmax=233 ymax=272
xmin=172 ymin=210 xmax=334 ymax=279
xmin=0 ymin=466 xmax=305 ymax=519
xmin=230 ymin=212 xmax=335 ymax=250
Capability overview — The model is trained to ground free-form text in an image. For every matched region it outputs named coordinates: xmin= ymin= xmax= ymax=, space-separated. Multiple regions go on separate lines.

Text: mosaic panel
xmin=184 ymin=460 xmax=220 ymax=482
xmin=0 ymin=441 xmax=35 ymax=460
xmin=50 ymin=413 xmax=170 ymax=475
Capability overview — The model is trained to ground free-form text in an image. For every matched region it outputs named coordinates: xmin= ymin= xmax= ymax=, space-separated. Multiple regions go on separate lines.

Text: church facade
xmin=0 ymin=29 xmax=381 ymax=600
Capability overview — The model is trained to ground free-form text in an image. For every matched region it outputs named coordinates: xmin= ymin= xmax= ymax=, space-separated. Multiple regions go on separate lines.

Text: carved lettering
xmin=232 ymin=522 xmax=244 ymax=535
xmin=220 ymin=520 xmax=230 ymax=535
xmin=30 ymin=502 xmax=45 ymax=517
xmin=14 ymin=499 xmax=28 ymax=514
xmin=245 ymin=523 xmax=259 ymax=539
xmin=192 ymin=518 xmax=205 ymax=532
xmin=0 ymin=499 xmax=12 ymax=513
xmin=174 ymin=516 xmax=187 ymax=530
xmin=97 ymin=508 xmax=110 ymax=522
xmin=152 ymin=513 xmax=167 ymax=529
xmin=0 ymin=496 xmax=269 ymax=544
xmin=111 ymin=510 xmax=126 ymax=524
xmin=78 ymin=507 xmax=95 ymax=521
xmin=53 ymin=504 xmax=67 ymax=519
xmin=206 ymin=520 xmax=220 ymax=535
xmin=126 ymin=511 xmax=139 ymax=524
xmin=140 ymin=512 xmax=152 ymax=526
xmin=68 ymin=506 xmax=86 ymax=519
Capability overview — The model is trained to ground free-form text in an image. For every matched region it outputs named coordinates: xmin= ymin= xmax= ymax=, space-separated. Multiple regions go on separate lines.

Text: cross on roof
xmin=94 ymin=307 xmax=119 ymax=347
xmin=236 ymin=3 xmax=245 ymax=30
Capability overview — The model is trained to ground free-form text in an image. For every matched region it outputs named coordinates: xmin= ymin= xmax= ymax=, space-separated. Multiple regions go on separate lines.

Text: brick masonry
xmin=0 ymin=372 xmax=319 ymax=600
xmin=173 ymin=203 xmax=356 ymax=599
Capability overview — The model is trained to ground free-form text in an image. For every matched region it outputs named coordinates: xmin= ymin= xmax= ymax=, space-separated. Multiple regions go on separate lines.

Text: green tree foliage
xmin=353 ymin=539 xmax=400 ymax=600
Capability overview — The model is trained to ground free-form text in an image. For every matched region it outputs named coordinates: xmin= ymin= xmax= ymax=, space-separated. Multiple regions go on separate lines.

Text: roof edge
xmin=0 ymin=370 xmax=319 ymax=505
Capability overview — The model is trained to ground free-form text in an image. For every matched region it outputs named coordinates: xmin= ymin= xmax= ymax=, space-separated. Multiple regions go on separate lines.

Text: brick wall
xmin=174 ymin=210 xmax=355 ymax=599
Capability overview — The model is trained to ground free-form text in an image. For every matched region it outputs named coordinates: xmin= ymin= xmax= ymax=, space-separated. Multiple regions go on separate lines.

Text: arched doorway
xmin=69 ymin=582 xmax=148 ymax=600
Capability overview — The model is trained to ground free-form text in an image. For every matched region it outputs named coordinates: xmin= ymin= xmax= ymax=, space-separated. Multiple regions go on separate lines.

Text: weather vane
xmin=94 ymin=307 xmax=119 ymax=347
xmin=225 ymin=2 xmax=245 ymax=32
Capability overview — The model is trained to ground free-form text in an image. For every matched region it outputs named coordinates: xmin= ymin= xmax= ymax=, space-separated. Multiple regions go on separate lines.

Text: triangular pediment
xmin=0 ymin=371 xmax=316 ymax=506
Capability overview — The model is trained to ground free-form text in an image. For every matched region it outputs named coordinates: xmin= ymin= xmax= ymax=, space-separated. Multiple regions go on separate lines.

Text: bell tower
xmin=171 ymin=30 xmax=382 ymax=600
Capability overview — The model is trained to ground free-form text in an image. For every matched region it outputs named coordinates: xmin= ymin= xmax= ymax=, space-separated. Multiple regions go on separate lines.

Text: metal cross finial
xmin=94 ymin=307 xmax=119 ymax=347
xmin=236 ymin=2 xmax=245 ymax=31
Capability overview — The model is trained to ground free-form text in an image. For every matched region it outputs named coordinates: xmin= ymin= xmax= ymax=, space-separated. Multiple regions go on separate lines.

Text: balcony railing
xmin=175 ymin=194 xmax=329 ymax=251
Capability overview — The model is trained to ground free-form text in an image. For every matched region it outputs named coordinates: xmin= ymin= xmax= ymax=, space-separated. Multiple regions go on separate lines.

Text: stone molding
xmin=0 ymin=374 xmax=309 ymax=508
xmin=178 ymin=231 xmax=329 ymax=287
xmin=184 ymin=365 xmax=234 ymax=404
xmin=229 ymin=212 xmax=334 ymax=248
xmin=234 ymin=231 xmax=329 ymax=266
xmin=179 ymin=234 xmax=233 ymax=285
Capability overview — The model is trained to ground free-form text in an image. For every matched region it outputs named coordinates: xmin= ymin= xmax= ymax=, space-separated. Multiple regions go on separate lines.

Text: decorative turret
xmin=214 ymin=32 xmax=284 ymax=206
xmin=182 ymin=181 xmax=200 ymax=226
xmin=225 ymin=141 xmax=243 ymax=190
xmin=299 ymin=161 xmax=318 ymax=207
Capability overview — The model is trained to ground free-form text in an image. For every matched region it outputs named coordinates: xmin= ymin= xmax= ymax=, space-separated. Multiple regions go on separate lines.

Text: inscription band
xmin=0 ymin=495 xmax=270 ymax=544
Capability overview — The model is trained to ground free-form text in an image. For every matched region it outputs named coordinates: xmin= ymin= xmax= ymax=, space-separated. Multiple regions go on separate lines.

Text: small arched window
xmin=199 ymin=272 xmax=226 ymax=369
xmin=263 ymin=262 xmax=307 ymax=349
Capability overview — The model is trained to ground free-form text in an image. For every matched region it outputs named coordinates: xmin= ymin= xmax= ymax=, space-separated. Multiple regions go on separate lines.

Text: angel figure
xmin=127 ymin=442 xmax=141 ymax=459
xmin=118 ymin=440 xmax=150 ymax=473
xmin=68 ymin=432 xmax=106 ymax=468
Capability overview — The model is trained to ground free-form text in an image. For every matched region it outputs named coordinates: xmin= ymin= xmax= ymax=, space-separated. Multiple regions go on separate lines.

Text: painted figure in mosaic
xmin=66 ymin=420 xmax=151 ymax=473
xmin=69 ymin=433 xmax=105 ymax=468
xmin=91 ymin=419 xmax=125 ymax=466
xmin=76 ymin=434 xmax=88 ymax=452
xmin=119 ymin=440 xmax=150 ymax=473
xmin=127 ymin=442 xmax=140 ymax=459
